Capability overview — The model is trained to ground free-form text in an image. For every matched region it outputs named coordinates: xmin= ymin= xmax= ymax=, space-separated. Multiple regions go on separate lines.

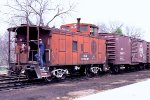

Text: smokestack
xmin=77 ymin=18 xmax=81 ymax=32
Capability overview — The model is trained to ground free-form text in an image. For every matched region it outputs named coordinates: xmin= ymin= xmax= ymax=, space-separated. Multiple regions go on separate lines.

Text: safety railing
xmin=29 ymin=49 xmax=50 ymax=63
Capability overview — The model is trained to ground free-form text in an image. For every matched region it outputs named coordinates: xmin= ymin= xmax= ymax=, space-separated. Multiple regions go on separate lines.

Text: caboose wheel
xmin=51 ymin=69 xmax=68 ymax=80
xmin=9 ymin=65 xmax=23 ymax=76
xmin=44 ymin=76 xmax=54 ymax=82
xmin=85 ymin=67 xmax=93 ymax=77
xmin=60 ymin=74 xmax=67 ymax=80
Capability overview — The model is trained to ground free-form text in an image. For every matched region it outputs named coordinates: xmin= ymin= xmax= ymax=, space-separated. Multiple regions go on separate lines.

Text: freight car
xmin=99 ymin=33 xmax=149 ymax=73
xmin=147 ymin=42 xmax=150 ymax=65
xmin=7 ymin=18 xmax=108 ymax=81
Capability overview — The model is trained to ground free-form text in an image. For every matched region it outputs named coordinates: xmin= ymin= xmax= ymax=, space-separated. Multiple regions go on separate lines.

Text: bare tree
xmin=4 ymin=0 xmax=76 ymax=27
xmin=125 ymin=26 xmax=143 ymax=39
xmin=0 ymin=0 xmax=76 ymax=65
xmin=0 ymin=32 xmax=15 ymax=66
xmin=98 ymin=23 xmax=109 ymax=33
xmin=98 ymin=21 xmax=144 ymax=38
xmin=98 ymin=21 xmax=123 ymax=34
xmin=0 ymin=34 xmax=8 ymax=65
xmin=109 ymin=21 xmax=123 ymax=33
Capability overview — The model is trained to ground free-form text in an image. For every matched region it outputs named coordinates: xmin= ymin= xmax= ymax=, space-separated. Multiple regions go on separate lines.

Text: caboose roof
xmin=7 ymin=24 xmax=51 ymax=32
xmin=61 ymin=23 xmax=99 ymax=28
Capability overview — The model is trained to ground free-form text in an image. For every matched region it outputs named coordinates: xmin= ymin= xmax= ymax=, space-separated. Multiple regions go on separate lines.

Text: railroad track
xmin=0 ymin=75 xmax=30 ymax=91
xmin=0 ymin=74 xmax=92 ymax=91
xmin=0 ymin=69 xmax=147 ymax=92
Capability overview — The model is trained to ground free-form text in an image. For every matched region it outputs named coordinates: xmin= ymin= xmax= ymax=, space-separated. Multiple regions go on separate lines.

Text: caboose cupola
xmin=60 ymin=18 xmax=99 ymax=36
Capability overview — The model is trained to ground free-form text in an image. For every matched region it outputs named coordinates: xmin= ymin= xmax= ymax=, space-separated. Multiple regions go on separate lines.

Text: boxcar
xmin=99 ymin=33 xmax=148 ymax=73
xmin=131 ymin=38 xmax=147 ymax=64
xmin=147 ymin=42 xmax=150 ymax=64
xmin=99 ymin=33 xmax=131 ymax=73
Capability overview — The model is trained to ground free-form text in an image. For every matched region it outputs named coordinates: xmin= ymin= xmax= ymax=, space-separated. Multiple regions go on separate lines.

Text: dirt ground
xmin=0 ymin=70 xmax=150 ymax=100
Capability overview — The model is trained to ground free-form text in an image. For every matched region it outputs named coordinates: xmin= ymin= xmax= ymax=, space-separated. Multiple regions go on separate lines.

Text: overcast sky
xmin=0 ymin=0 xmax=150 ymax=41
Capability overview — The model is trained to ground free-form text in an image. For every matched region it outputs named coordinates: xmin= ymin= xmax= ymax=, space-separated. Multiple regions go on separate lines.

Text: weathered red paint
xmin=50 ymin=27 xmax=106 ymax=66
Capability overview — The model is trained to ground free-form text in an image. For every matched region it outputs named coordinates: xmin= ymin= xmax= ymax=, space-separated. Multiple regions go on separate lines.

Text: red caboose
xmin=8 ymin=19 xmax=107 ymax=81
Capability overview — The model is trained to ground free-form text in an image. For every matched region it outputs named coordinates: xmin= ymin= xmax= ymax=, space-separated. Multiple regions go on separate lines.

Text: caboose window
xmin=61 ymin=26 xmax=70 ymax=31
xmin=81 ymin=44 xmax=84 ymax=52
xmin=72 ymin=41 xmax=78 ymax=51
xmin=80 ymin=25 xmax=88 ymax=32
xmin=90 ymin=27 xmax=98 ymax=35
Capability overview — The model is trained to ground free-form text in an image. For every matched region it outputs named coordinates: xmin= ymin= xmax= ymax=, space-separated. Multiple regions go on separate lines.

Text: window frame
xmin=72 ymin=40 xmax=78 ymax=52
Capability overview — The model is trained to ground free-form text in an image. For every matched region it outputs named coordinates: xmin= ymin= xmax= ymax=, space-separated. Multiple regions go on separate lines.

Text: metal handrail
xmin=29 ymin=49 xmax=50 ymax=62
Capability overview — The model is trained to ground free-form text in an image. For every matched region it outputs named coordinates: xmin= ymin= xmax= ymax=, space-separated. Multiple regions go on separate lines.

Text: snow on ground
xmin=74 ymin=79 xmax=150 ymax=100
xmin=0 ymin=66 xmax=8 ymax=75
